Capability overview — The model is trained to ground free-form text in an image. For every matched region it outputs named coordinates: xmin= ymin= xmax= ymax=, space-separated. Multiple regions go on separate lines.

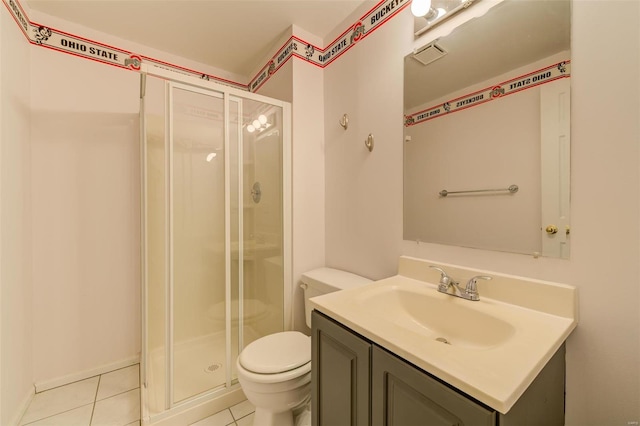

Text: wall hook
xmin=365 ymin=134 xmax=374 ymax=152
xmin=339 ymin=114 xmax=349 ymax=130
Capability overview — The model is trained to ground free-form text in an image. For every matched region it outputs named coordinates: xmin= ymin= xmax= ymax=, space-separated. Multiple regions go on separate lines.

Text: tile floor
xmin=20 ymin=364 xmax=141 ymax=426
xmin=190 ymin=400 xmax=255 ymax=426
xmin=19 ymin=364 xmax=256 ymax=426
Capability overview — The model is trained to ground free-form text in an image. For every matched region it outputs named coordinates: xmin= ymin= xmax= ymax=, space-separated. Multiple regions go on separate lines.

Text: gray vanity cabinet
xmin=371 ymin=346 xmax=495 ymax=425
xmin=312 ymin=311 xmax=566 ymax=426
xmin=311 ymin=310 xmax=371 ymax=426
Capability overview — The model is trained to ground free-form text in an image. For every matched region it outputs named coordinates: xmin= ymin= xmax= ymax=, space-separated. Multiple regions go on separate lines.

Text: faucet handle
xmin=429 ymin=266 xmax=452 ymax=290
xmin=464 ymin=275 xmax=492 ymax=300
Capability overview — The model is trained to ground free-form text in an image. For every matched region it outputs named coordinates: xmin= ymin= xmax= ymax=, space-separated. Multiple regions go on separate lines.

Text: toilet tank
xmin=301 ymin=267 xmax=372 ymax=328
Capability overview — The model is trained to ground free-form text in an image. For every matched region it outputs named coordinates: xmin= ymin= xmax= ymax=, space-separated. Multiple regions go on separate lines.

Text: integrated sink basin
xmin=309 ymin=256 xmax=578 ymax=414
xmin=354 ymin=284 xmax=515 ymax=349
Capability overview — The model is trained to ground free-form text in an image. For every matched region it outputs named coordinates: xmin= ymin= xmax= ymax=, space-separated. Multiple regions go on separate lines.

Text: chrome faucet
xmin=429 ymin=266 xmax=492 ymax=301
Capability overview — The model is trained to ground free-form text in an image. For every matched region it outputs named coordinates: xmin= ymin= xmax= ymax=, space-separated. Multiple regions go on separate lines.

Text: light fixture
xmin=433 ymin=7 xmax=446 ymax=20
xmin=206 ymin=152 xmax=217 ymax=162
xmin=418 ymin=6 xmax=445 ymax=22
xmin=411 ymin=0 xmax=432 ymax=17
xmin=245 ymin=113 xmax=272 ymax=134
xmin=414 ymin=0 xmax=480 ymax=37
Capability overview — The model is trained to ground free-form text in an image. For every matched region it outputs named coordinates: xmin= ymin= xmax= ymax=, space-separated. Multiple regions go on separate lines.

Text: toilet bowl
xmin=236 ymin=331 xmax=311 ymax=426
xmin=236 ymin=268 xmax=372 ymax=426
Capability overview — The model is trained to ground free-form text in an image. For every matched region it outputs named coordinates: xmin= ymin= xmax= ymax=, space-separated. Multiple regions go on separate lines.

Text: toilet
xmin=236 ymin=267 xmax=372 ymax=426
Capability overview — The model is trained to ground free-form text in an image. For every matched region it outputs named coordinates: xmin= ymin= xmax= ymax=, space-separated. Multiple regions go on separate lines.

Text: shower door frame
xmin=139 ymin=64 xmax=292 ymax=423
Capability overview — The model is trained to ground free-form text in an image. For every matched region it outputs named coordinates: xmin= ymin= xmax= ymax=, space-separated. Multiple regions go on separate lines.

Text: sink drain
xmin=204 ymin=363 xmax=222 ymax=373
xmin=435 ymin=337 xmax=451 ymax=345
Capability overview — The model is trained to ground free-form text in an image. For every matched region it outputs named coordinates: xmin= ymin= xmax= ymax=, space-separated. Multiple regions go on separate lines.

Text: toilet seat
xmin=237 ymin=331 xmax=311 ymax=384
xmin=239 ymin=331 xmax=310 ymax=374
xmin=236 ymin=360 xmax=311 ymax=385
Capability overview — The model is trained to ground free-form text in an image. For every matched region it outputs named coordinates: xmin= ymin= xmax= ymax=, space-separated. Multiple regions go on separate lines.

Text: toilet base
xmin=249 ymin=398 xmax=311 ymax=426
xmin=253 ymin=407 xmax=294 ymax=426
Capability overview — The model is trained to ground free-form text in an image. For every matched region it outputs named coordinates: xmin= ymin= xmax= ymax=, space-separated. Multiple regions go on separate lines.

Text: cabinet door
xmin=372 ymin=346 xmax=495 ymax=426
xmin=499 ymin=344 xmax=566 ymax=426
xmin=312 ymin=311 xmax=371 ymax=426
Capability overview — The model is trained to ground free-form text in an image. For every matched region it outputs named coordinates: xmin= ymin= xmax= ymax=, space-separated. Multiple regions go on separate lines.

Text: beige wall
xmin=23 ymin=8 xmax=241 ymax=391
xmin=324 ymin=2 xmax=639 ymax=425
xmin=323 ymin=11 xmax=407 ymax=280
xmin=290 ymin=49 xmax=326 ymax=331
xmin=0 ymin=8 xmax=33 ymax=425
xmin=30 ymin=46 xmax=141 ymax=385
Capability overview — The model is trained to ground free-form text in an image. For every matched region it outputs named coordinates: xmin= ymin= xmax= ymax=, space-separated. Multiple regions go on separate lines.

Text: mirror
xmin=413 ymin=0 xmax=480 ymax=37
xmin=403 ymin=0 xmax=571 ymax=258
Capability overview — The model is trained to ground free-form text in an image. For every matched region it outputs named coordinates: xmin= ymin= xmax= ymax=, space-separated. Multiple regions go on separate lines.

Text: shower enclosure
xmin=139 ymin=68 xmax=291 ymax=423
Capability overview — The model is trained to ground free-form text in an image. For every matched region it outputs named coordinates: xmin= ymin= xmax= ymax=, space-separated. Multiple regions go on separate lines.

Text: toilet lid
xmin=239 ymin=331 xmax=310 ymax=374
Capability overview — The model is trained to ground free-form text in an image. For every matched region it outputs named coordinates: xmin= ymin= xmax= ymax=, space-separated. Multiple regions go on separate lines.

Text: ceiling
xmin=404 ymin=0 xmax=571 ymax=110
xmin=25 ymin=0 xmax=372 ymax=78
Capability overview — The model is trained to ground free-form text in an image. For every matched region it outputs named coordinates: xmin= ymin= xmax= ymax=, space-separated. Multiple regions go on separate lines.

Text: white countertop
xmin=309 ymin=256 xmax=578 ymax=414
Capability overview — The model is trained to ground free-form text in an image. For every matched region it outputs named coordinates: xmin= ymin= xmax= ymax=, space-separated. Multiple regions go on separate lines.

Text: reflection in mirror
xmin=413 ymin=0 xmax=480 ymax=37
xmin=403 ymin=0 xmax=571 ymax=258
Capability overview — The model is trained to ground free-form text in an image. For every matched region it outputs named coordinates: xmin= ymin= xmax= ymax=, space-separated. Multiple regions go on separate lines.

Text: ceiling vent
xmin=412 ymin=41 xmax=447 ymax=66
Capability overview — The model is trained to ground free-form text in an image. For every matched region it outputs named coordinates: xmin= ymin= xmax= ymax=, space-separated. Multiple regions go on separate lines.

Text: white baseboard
xmin=35 ymin=355 xmax=140 ymax=393
xmin=10 ymin=386 xmax=35 ymax=426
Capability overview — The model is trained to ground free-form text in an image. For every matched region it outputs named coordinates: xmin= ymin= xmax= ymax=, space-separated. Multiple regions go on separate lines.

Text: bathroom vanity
xmin=312 ymin=311 xmax=565 ymax=425
xmin=309 ymin=257 xmax=577 ymax=426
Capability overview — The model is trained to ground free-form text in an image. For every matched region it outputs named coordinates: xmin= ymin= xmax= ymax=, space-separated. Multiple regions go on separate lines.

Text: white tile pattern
xmin=229 ymin=400 xmax=255 ymax=421
xmin=20 ymin=364 xmax=257 ymax=426
xmin=20 ymin=377 xmax=99 ymax=425
xmin=234 ymin=413 xmax=254 ymax=426
xmin=96 ymin=365 xmax=139 ymax=401
xmin=20 ymin=367 xmax=139 ymax=426
xmin=190 ymin=408 xmax=235 ymax=426
xmin=188 ymin=399 xmax=257 ymax=426
xmin=91 ymin=389 xmax=140 ymax=426
xmin=26 ymin=404 xmax=94 ymax=426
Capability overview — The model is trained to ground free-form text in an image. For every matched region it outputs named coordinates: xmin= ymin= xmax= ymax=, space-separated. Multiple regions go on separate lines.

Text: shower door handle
xmin=251 ymin=182 xmax=262 ymax=203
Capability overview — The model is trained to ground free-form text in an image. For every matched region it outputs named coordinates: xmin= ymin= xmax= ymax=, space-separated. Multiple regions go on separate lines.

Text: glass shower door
xmin=141 ymin=70 xmax=291 ymax=421
xmin=169 ymin=85 xmax=231 ymax=404
xmin=238 ymin=98 xmax=284 ymax=350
